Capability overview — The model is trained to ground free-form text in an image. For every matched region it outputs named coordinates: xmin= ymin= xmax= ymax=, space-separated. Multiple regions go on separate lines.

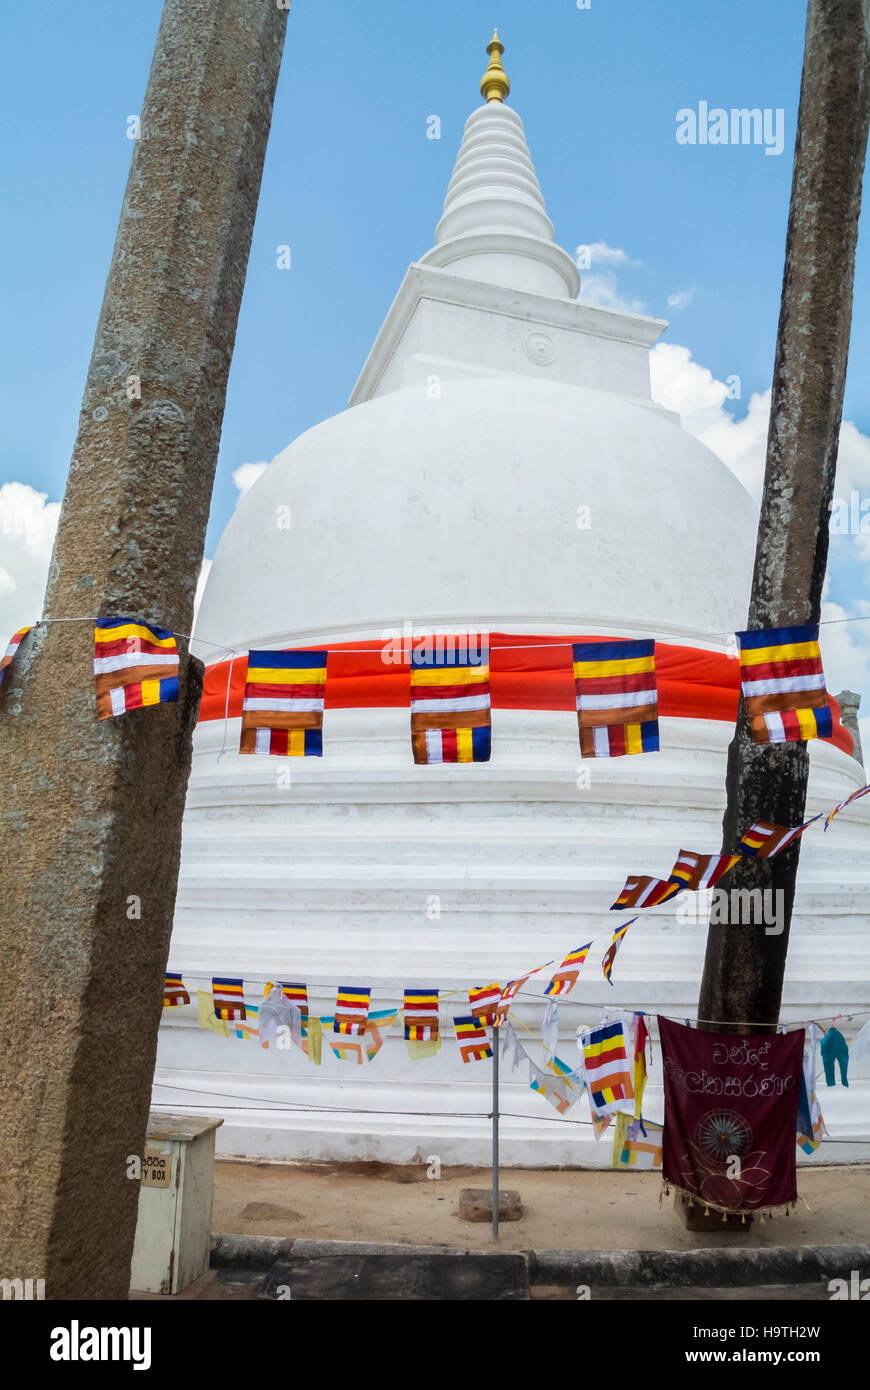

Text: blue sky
xmin=2 ymin=0 xmax=870 ymax=717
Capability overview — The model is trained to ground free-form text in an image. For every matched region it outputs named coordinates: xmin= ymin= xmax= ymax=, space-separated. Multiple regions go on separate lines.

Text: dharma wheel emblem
xmin=523 ymin=331 xmax=556 ymax=365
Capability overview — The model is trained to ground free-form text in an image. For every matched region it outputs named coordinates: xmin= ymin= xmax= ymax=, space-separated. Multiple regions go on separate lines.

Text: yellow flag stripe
xmin=740 ymin=640 xmax=820 ymax=666
xmin=573 ymin=656 xmax=655 ymax=678
xmin=410 ymin=666 xmax=490 ymax=686
xmin=247 ymin=667 xmax=326 ymax=685
xmin=95 ymin=623 xmax=176 ymax=648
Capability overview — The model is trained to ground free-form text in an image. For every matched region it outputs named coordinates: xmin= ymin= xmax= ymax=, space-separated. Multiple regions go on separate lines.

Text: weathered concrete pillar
xmin=0 ymin=0 xmax=287 ymax=1298
xmin=698 ymin=0 xmax=870 ymax=1032
xmin=836 ymin=689 xmax=863 ymax=765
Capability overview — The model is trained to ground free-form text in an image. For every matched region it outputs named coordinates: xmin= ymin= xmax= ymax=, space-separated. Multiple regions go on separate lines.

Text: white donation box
xmin=130 ymin=1112 xmax=223 ymax=1295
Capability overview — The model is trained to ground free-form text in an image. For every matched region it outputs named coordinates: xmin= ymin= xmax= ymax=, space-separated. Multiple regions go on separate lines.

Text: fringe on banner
xmin=658 ymin=1179 xmax=798 ymax=1224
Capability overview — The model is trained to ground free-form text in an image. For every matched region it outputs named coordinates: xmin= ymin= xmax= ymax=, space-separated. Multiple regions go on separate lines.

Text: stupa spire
xmin=418 ymin=30 xmax=580 ymax=299
xmin=480 ymin=29 xmax=510 ymax=104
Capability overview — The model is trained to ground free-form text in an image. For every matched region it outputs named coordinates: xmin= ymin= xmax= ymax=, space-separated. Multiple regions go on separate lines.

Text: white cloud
xmin=0 ymin=482 xmax=60 ymax=650
xmin=667 ymin=287 xmax=697 ymax=311
xmin=232 ymin=461 xmax=269 ymax=501
xmin=585 ymin=242 xmax=643 ymax=270
xmin=650 ymin=342 xmax=770 ymax=499
xmin=577 ymin=242 xmax=646 ymax=313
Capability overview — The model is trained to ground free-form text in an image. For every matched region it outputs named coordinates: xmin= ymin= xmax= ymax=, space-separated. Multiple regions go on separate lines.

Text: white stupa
xmin=154 ymin=34 xmax=870 ymax=1164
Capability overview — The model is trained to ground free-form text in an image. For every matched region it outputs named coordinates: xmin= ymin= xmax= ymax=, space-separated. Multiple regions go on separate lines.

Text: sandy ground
xmin=212 ymin=1159 xmax=870 ymax=1252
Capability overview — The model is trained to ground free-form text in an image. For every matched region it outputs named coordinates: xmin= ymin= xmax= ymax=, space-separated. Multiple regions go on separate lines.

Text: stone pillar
xmin=836 ymin=690 xmax=863 ymax=765
xmin=0 ymin=0 xmax=287 ymax=1299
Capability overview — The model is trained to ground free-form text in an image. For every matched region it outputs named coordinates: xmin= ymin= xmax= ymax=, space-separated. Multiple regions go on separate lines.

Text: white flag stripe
xmin=411 ymin=694 xmax=491 ymax=714
xmin=425 ymin=730 xmax=443 ymax=762
xmin=94 ymin=651 xmax=177 ymax=674
xmin=109 ymin=686 xmax=126 ymax=716
xmin=243 ymin=696 xmax=324 ymax=713
xmin=576 ymin=688 xmax=656 ymax=711
xmin=255 ymin=728 xmax=270 ymax=755
xmin=742 ymin=673 xmax=825 ymax=696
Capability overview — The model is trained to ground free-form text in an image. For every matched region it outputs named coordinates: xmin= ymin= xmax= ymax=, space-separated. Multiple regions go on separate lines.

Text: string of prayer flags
xmin=239 ymin=649 xmax=327 ymax=756
xmin=212 ymin=977 xmax=246 ymax=1021
xmin=163 ymin=974 xmax=190 ymax=1008
xmin=469 ymin=983 xmax=502 ymax=1027
xmin=736 ymin=623 xmax=832 ymax=744
xmin=93 ymin=618 xmax=179 ymax=720
xmin=611 ymin=874 xmax=679 ymax=910
xmin=572 ymin=639 xmax=659 ymax=758
xmin=737 ymin=817 xmax=820 ymax=859
xmin=667 ymin=850 xmax=739 ymax=892
xmin=0 ymin=625 xmax=30 ymax=688
xmin=602 ymin=918 xmax=635 ymax=985
xmin=454 ymin=1014 xmax=493 ymax=1063
xmin=544 ymin=943 xmax=592 ymax=997
xmin=334 ymin=985 xmax=372 ymax=1035
xmin=409 ymin=643 xmax=491 ymax=764
xmin=825 ymin=782 xmax=870 ymax=830
xmin=580 ymin=1021 xmax=634 ymax=1119
xmin=403 ymin=988 xmax=439 ymax=1041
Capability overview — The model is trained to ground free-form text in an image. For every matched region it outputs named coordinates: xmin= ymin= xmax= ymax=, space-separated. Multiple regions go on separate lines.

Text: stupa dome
xmin=196 ymin=375 xmax=756 ymax=661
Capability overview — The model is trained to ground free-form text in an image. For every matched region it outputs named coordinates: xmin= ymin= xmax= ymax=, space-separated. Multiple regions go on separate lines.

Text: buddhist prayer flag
xmin=409 ymin=644 xmax=491 ymax=764
xmin=825 ymin=782 xmax=870 ymax=830
xmin=529 ymin=1059 xmax=583 ymax=1114
xmin=454 ymin=1014 xmax=493 ymax=1063
xmin=163 ymin=974 xmax=190 ymax=1008
xmin=572 ymin=639 xmax=659 ymax=758
xmin=230 ymin=1001 xmax=259 ymax=1042
xmin=737 ymin=818 xmax=820 ymax=859
xmin=334 ymin=985 xmax=372 ymax=1035
xmin=581 ymin=1021 xmax=634 ymax=1118
xmin=667 ymin=850 xmax=739 ymax=892
xmin=239 ymin=649 xmax=327 ymax=756
xmin=403 ymin=988 xmax=439 ymax=1042
xmin=496 ymin=964 xmax=549 ymax=1022
xmin=544 ymin=943 xmax=592 ymax=997
xmin=213 ymin=977 xmax=246 ymax=1022
xmin=736 ymin=624 xmax=832 ymax=744
xmin=632 ymin=1013 xmax=650 ymax=1118
xmin=617 ymin=1116 xmax=664 ymax=1169
xmin=602 ymin=919 xmax=635 ymax=986
xmin=0 ymin=625 xmax=30 ymax=688
xmin=93 ymin=618 xmax=179 ymax=720
xmin=611 ymin=874 xmax=679 ymax=910
xmin=468 ymin=983 xmax=502 ymax=1027
xmin=275 ymin=981 xmax=309 ymax=1023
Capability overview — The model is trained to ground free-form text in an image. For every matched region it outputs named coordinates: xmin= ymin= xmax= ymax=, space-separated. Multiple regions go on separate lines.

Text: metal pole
xmin=492 ymin=1022 xmax=500 ymax=1241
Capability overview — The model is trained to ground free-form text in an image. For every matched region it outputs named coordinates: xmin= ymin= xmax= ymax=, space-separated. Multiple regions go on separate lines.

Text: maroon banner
xmin=659 ymin=1017 xmax=803 ymax=1213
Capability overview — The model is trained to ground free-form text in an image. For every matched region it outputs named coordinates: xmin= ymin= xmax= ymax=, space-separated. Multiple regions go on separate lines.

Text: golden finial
xmin=480 ymin=28 xmax=510 ymax=104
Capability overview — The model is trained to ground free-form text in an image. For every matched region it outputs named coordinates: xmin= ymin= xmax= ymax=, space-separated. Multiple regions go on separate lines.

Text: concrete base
xmin=459 ymin=1188 xmax=523 ymax=1222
